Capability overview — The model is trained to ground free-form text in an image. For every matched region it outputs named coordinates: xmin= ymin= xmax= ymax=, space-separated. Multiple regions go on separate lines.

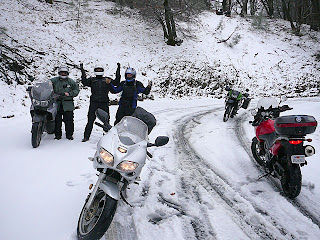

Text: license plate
xmin=291 ymin=155 xmax=306 ymax=164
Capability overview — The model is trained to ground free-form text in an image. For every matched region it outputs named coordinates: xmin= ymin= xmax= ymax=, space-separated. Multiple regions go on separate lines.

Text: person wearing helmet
xmin=50 ymin=65 xmax=79 ymax=140
xmin=80 ymin=63 xmax=121 ymax=142
xmin=109 ymin=67 xmax=156 ymax=133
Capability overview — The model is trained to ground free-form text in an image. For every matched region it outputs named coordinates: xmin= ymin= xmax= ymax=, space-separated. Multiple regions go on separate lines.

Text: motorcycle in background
xmin=27 ymin=80 xmax=57 ymax=148
xmin=77 ymin=109 xmax=169 ymax=240
xmin=223 ymin=87 xmax=250 ymax=122
xmin=250 ymin=97 xmax=317 ymax=198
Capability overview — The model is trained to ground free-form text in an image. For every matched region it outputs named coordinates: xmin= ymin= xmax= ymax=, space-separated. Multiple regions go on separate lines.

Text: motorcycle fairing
xmin=255 ymin=119 xmax=275 ymax=141
xmin=31 ymin=81 xmax=54 ymax=101
xmin=270 ymin=140 xmax=281 ymax=156
xmin=93 ymin=117 xmax=148 ymax=182
xmin=99 ymin=180 xmax=120 ymax=200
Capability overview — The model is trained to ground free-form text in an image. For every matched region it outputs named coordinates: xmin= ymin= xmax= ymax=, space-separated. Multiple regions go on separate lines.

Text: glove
xmin=148 ymin=80 xmax=153 ymax=87
xmin=80 ymin=63 xmax=85 ymax=73
xmin=105 ymin=77 xmax=111 ymax=84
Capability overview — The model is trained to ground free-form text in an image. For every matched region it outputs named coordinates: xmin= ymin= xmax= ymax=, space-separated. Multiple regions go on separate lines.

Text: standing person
xmin=80 ymin=63 xmax=121 ymax=142
xmin=50 ymin=65 xmax=79 ymax=140
xmin=110 ymin=67 xmax=156 ymax=134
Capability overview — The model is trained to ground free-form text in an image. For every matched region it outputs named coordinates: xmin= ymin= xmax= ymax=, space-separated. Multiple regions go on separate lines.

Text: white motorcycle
xmin=77 ymin=109 xmax=169 ymax=240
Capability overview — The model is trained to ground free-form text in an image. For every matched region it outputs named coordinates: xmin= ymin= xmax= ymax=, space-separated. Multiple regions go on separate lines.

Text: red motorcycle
xmin=250 ymin=97 xmax=317 ymax=198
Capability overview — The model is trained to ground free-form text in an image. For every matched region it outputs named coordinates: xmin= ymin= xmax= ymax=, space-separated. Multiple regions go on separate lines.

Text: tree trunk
xmin=250 ymin=0 xmax=257 ymax=15
xmin=310 ymin=0 xmax=320 ymax=30
xmin=241 ymin=0 xmax=248 ymax=17
xmin=261 ymin=0 xmax=274 ymax=17
xmin=281 ymin=0 xmax=299 ymax=34
xmin=164 ymin=0 xmax=176 ymax=46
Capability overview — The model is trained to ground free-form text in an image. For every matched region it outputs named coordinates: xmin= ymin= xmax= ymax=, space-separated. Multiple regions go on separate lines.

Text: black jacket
xmin=81 ymin=72 xmax=120 ymax=103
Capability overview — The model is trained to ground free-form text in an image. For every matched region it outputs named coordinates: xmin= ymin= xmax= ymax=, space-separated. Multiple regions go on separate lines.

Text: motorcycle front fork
xmin=85 ymin=172 xmax=106 ymax=210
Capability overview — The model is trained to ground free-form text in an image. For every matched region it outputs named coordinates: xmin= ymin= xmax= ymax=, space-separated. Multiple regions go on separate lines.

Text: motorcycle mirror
xmin=154 ymin=136 xmax=169 ymax=147
xmin=95 ymin=108 xmax=110 ymax=125
xmin=250 ymin=109 xmax=257 ymax=116
xmin=280 ymin=95 xmax=287 ymax=103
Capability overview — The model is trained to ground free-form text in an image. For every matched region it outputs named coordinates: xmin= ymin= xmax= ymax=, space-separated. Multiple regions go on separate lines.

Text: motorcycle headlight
xmin=99 ymin=148 xmax=114 ymax=166
xmin=117 ymin=161 xmax=139 ymax=172
xmin=32 ymin=99 xmax=41 ymax=106
xmin=33 ymin=99 xmax=49 ymax=107
xmin=40 ymin=100 xmax=49 ymax=107
xmin=231 ymin=92 xmax=239 ymax=99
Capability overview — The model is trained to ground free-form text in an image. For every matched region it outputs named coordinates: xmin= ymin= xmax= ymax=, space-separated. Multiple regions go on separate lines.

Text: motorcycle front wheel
xmin=77 ymin=190 xmax=118 ymax=240
xmin=251 ymin=137 xmax=266 ymax=166
xmin=31 ymin=122 xmax=43 ymax=148
xmin=223 ymin=105 xmax=232 ymax=122
xmin=281 ymin=162 xmax=302 ymax=199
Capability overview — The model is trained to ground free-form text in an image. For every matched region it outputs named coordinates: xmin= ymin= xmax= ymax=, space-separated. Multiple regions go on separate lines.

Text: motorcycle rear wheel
xmin=280 ymin=162 xmax=302 ymax=199
xmin=31 ymin=122 xmax=43 ymax=148
xmin=77 ymin=190 xmax=118 ymax=240
xmin=223 ymin=105 xmax=232 ymax=122
xmin=251 ymin=137 xmax=266 ymax=166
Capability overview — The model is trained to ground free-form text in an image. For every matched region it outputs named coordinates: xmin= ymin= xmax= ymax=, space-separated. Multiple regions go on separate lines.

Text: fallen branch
xmin=44 ymin=19 xmax=76 ymax=24
xmin=217 ymin=29 xmax=236 ymax=43
xmin=2 ymin=115 xmax=15 ymax=119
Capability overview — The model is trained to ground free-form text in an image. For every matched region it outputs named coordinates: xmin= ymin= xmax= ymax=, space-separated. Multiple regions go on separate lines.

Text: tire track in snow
xmin=235 ymin=112 xmax=320 ymax=229
xmin=174 ymin=108 xmax=297 ymax=240
xmin=103 ymin=104 xmax=216 ymax=240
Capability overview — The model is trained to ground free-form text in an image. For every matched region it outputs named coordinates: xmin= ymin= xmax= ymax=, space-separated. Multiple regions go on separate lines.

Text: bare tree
xmin=261 ymin=0 xmax=274 ymax=16
xmin=310 ymin=0 xmax=320 ymax=30
xmin=250 ymin=0 xmax=258 ymax=15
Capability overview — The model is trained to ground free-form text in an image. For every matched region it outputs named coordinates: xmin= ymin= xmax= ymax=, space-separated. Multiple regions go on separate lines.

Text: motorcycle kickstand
xmin=258 ymin=171 xmax=273 ymax=180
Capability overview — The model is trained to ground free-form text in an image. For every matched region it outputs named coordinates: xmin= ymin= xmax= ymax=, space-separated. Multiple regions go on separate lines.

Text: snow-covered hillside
xmin=0 ymin=0 xmax=319 ymax=118
xmin=1 ymin=1 xmax=320 ymax=240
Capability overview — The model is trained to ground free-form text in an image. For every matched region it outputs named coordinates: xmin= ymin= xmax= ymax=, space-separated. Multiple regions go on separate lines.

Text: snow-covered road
xmin=0 ymin=98 xmax=319 ymax=240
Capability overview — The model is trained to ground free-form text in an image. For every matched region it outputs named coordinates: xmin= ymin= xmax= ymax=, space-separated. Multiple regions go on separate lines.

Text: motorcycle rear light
xmin=289 ymin=140 xmax=303 ymax=145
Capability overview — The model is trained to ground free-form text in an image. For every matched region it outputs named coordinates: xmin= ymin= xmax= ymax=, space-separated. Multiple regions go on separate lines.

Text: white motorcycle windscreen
xmin=257 ymin=97 xmax=278 ymax=110
xmin=115 ymin=116 xmax=148 ymax=145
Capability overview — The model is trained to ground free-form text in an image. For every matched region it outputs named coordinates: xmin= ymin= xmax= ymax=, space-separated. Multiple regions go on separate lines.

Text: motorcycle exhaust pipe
xmin=305 ymin=145 xmax=315 ymax=157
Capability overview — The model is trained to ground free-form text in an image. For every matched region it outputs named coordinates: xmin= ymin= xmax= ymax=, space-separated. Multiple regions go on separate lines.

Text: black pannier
xmin=242 ymin=98 xmax=251 ymax=109
xmin=275 ymin=115 xmax=317 ymax=136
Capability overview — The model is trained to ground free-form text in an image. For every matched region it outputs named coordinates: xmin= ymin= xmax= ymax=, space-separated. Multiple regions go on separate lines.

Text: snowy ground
xmin=0 ymin=97 xmax=320 ymax=240
xmin=1 ymin=0 xmax=320 ymax=239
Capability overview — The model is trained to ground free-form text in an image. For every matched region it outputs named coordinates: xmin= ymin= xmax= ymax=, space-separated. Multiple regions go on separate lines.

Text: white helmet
xmin=94 ymin=66 xmax=104 ymax=76
xmin=58 ymin=65 xmax=69 ymax=79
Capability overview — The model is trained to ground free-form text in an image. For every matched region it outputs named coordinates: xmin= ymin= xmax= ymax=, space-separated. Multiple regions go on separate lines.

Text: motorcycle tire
xmin=31 ymin=122 xmax=43 ymax=148
xmin=223 ymin=105 xmax=232 ymax=122
xmin=280 ymin=162 xmax=302 ymax=199
xmin=77 ymin=190 xmax=118 ymax=240
xmin=251 ymin=137 xmax=266 ymax=166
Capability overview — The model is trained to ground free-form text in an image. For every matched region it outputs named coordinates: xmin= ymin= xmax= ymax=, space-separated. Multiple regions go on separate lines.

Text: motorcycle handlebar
xmin=94 ymin=122 xmax=112 ymax=132
xmin=251 ymin=105 xmax=292 ymax=126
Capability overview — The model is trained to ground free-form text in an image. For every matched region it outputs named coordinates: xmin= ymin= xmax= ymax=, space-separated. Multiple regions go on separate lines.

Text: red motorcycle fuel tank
xmin=255 ymin=119 xmax=275 ymax=141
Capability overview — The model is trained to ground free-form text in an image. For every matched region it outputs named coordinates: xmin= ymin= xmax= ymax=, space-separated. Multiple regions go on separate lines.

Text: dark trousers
xmin=84 ymin=101 xmax=110 ymax=139
xmin=55 ymin=108 xmax=74 ymax=138
xmin=114 ymin=106 xmax=135 ymax=125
